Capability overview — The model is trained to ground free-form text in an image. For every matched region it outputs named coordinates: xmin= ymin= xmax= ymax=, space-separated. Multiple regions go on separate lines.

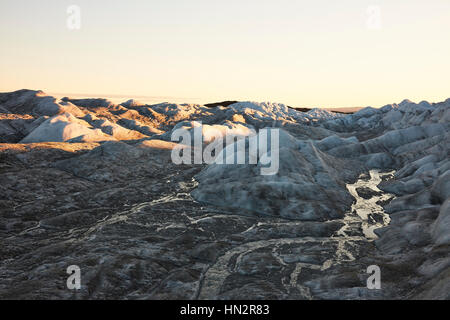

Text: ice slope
xmin=20 ymin=113 xmax=113 ymax=143
xmin=192 ymin=129 xmax=363 ymax=220
xmin=0 ymin=90 xmax=84 ymax=117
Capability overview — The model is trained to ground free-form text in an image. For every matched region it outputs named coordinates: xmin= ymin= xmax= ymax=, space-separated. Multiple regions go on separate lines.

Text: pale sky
xmin=1 ymin=0 xmax=449 ymax=108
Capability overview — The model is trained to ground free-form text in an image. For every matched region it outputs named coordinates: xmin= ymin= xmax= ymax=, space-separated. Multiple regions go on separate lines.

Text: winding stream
xmin=338 ymin=169 xmax=395 ymax=239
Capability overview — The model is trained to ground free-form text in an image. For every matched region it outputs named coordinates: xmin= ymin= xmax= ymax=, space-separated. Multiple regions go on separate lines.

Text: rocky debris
xmin=356 ymin=187 xmax=383 ymax=200
xmin=204 ymin=101 xmax=239 ymax=108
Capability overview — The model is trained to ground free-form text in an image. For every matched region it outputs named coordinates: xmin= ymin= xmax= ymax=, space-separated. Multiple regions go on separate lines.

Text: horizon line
xmin=46 ymin=91 xmax=364 ymax=110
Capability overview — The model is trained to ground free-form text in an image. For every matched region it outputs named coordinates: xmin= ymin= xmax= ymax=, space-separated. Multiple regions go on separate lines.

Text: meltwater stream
xmin=338 ymin=169 xmax=396 ymax=239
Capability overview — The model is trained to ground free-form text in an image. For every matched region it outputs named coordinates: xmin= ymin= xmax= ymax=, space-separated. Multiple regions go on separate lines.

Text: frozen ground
xmin=0 ymin=90 xmax=448 ymax=299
